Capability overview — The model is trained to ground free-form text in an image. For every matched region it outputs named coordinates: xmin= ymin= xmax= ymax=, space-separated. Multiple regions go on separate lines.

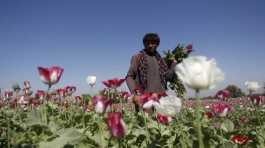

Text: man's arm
xmin=126 ymin=55 xmax=139 ymax=94
xmin=165 ymin=60 xmax=178 ymax=82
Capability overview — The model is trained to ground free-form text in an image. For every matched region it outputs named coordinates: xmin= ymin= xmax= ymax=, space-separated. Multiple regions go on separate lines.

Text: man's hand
xmin=132 ymin=95 xmax=140 ymax=106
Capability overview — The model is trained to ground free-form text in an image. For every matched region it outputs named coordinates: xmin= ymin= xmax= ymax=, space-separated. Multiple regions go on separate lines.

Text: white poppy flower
xmin=143 ymin=100 xmax=159 ymax=109
xmin=142 ymin=90 xmax=182 ymax=116
xmin=245 ymin=81 xmax=260 ymax=92
xmin=95 ymin=101 xmax=104 ymax=113
xmin=175 ymin=56 xmax=224 ymax=91
xmin=154 ymin=90 xmax=182 ymax=117
xmin=86 ymin=75 xmax=97 ymax=87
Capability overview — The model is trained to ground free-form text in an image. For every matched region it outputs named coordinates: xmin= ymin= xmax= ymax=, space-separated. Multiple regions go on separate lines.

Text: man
xmin=126 ymin=33 xmax=177 ymax=95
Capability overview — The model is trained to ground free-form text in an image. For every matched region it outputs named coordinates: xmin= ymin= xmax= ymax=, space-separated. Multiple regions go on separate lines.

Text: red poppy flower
xmin=204 ymin=111 xmax=214 ymax=119
xmin=65 ymin=86 xmax=77 ymax=95
xmin=156 ymin=113 xmax=172 ymax=124
xmin=119 ymin=91 xmax=131 ymax=99
xmin=4 ymin=90 xmax=13 ymax=99
xmin=215 ymin=89 xmax=230 ymax=101
xmin=31 ymin=98 xmax=41 ymax=108
xmin=231 ymin=135 xmax=250 ymax=145
xmin=250 ymin=95 xmax=263 ymax=105
xmin=57 ymin=88 xmax=67 ymax=97
xmin=138 ymin=92 xmax=159 ymax=107
xmin=102 ymin=78 xmax=125 ymax=88
xmin=35 ymin=90 xmax=45 ymax=100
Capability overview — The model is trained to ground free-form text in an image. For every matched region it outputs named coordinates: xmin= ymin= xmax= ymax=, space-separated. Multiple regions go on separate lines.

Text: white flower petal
xmin=175 ymin=55 xmax=224 ymax=91
xmin=245 ymin=81 xmax=260 ymax=92
xmin=155 ymin=94 xmax=182 ymax=117
xmin=143 ymin=100 xmax=159 ymax=109
xmin=86 ymin=76 xmax=97 ymax=86
xmin=95 ymin=102 xmax=104 ymax=113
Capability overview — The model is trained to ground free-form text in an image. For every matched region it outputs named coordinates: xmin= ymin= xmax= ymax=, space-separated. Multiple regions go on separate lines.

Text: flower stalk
xmin=195 ymin=90 xmax=204 ymax=148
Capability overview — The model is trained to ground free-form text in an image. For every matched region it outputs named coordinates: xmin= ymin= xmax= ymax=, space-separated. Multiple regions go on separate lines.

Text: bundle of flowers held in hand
xmin=164 ymin=43 xmax=193 ymax=65
xmin=163 ymin=43 xmax=193 ymax=66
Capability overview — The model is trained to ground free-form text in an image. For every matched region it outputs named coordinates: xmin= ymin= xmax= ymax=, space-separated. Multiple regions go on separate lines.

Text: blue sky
xmin=0 ymin=0 xmax=264 ymax=96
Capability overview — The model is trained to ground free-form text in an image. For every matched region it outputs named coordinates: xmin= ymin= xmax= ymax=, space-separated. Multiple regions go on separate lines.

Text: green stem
xmin=99 ymin=117 xmax=104 ymax=147
xmin=142 ymin=111 xmax=149 ymax=146
xmin=83 ymin=112 xmax=86 ymax=129
xmin=118 ymin=139 xmax=122 ymax=148
xmin=7 ymin=117 xmax=10 ymax=148
xmin=195 ymin=89 xmax=204 ymax=148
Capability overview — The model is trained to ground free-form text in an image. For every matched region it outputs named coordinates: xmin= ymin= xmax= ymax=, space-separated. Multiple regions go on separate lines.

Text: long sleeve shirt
xmin=126 ymin=51 xmax=176 ymax=94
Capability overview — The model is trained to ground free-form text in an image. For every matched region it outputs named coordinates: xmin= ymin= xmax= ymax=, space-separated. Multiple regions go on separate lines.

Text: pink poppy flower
xmin=92 ymin=95 xmax=112 ymax=113
xmin=210 ymin=102 xmax=231 ymax=117
xmin=38 ymin=66 xmax=64 ymax=87
xmin=106 ymin=112 xmax=126 ymax=138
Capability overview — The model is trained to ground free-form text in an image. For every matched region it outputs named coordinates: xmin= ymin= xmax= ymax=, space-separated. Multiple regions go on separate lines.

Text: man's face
xmin=145 ymin=41 xmax=158 ymax=53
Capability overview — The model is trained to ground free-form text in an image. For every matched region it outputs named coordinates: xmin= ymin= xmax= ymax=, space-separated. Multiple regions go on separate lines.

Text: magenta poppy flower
xmin=38 ymin=66 xmax=64 ymax=87
xmin=210 ymin=102 xmax=231 ymax=117
xmin=102 ymin=78 xmax=125 ymax=88
xmin=156 ymin=113 xmax=172 ymax=124
xmin=231 ymin=135 xmax=250 ymax=145
xmin=106 ymin=112 xmax=126 ymax=138
xmin=92 ymin=95 xmax=112 ymax=113
xmin=215 ymin=89 xmax=230 ymax=101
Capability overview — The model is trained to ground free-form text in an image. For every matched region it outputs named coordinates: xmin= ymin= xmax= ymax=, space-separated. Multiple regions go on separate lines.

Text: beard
xmin=144 ymin=47 xmax=157 ymax=56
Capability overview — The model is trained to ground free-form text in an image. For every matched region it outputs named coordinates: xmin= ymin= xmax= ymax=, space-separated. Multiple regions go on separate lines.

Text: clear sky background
xmin=1 ymin=0 xmax=264 ymax=97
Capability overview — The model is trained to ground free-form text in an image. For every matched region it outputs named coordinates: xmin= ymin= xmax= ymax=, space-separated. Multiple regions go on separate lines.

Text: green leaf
xmin=39 ymin=128 xmax=83 ymax=148
xmin=220 ymin=119 xmax=234 ymax=133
